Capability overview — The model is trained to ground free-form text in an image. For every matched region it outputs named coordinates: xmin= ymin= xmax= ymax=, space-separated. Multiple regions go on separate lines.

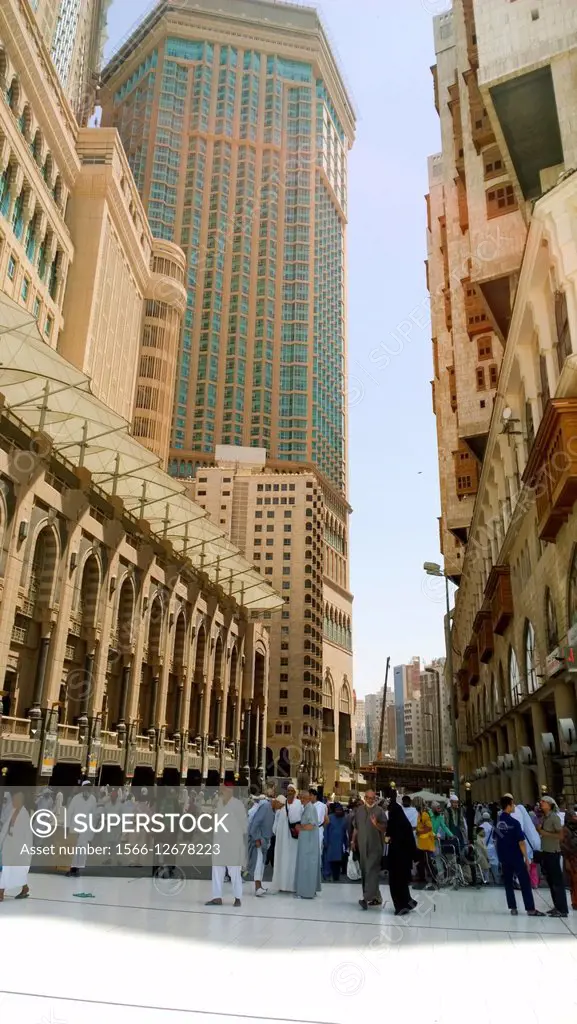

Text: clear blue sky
xmin=104 ymin=0 xmax=450 ymax=697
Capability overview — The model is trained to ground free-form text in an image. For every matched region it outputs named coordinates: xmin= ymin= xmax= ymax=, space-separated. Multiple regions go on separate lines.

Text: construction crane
xmin=377 ymin=656 xmax=390 ymax=760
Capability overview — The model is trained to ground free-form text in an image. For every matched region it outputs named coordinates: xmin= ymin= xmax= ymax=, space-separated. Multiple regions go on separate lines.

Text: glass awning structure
xmin=0 ymin=292 xmax=283 ymax=613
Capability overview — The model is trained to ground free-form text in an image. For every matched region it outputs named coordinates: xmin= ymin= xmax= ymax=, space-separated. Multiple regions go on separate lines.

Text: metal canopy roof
xmin=0 ymin=292 xmax=283 ymax=613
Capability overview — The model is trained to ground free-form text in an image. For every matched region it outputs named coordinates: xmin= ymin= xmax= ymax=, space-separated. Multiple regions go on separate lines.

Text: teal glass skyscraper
xmin=101 ymin=0 xmax=355 ymax=495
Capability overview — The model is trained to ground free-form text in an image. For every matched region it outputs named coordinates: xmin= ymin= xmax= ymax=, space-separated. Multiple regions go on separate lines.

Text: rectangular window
xmin=44 ymin=315 xmax=53 ymax=338
xmin=486 ymin=183 xmax=517 ymax=219
xmin=476 ymin=366 xmax=485 ymax=391
xmin=21 ymin=277 xmax=30 ymax=301
xmin=477 ymin=335 xmax=492 ymax=361
xmin=7 ymin=255 xmax=16 ymax=280
xmin=489 ymin=364 xmax=498 ymax=388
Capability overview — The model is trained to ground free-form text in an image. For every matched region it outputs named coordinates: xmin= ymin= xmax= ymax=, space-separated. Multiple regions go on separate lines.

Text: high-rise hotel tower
xmin=100 ymin=0 xmax=355 ymax=496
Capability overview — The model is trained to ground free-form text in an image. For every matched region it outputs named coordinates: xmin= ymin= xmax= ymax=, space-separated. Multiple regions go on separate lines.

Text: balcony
xmin=464 ymin=70 xmax=495 ymax=153
xmin=57 ymin=723 xmax=85 ymax=763
xmin=11 ymin=624 xmax=28 ymax=645
xmin=465 ymin=644 xmax=480 ymax=686
xmin=523 ymin=399 xmax=577 ymax=542
xmin=456 ymin=176 xmax=469 ymax=233
xmin=463 ymin=279 xmax=491 ymax=337
xmin=485 ymin=565 xmax=513 ymax=635
xmin=443 ymin=288 xmax=453 ymax=333
xmin=458 ymin=668 xmax=470 ymax=703
xmin=474 ymin=606 xmax=494 ymax=664
xmin=431 ymin=64 xmax=439 ymax=115
xmin=0 ymin=715 xmax=38 ymax=762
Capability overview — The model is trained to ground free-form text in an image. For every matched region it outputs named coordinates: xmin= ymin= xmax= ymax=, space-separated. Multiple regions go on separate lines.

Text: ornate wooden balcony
xmin=431 ymin=64 xmax=439 ymax=115
xmin=523 ymin=399 xmax=577 ymax=542
xmin=465 ymin=644 xmax=480 ymax=686
xmin=474 ymin=606 xmax=494 ymax=664
xmin=463 ymin=278 xmax=490 ymax=337
xmin=485 ymin=565 xmax=513 ymax=635
xmin=458 ymin=668 xmax=470 ymax=703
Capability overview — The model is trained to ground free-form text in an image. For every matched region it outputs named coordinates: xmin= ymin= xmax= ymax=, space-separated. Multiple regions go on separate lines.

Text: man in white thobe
xmin=206 ymin=785 xmax=247 ymax=907
xmin=67 ymin=781 xmax=98 ymax=876
xmin=270 ymin=784 xmax=302 ymax=893
xmin=310 ymin=789 xmax=329 ymax=852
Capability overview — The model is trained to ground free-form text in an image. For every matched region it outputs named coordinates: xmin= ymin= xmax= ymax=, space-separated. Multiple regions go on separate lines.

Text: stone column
xmin=118 ymin=664 xmax=131 ymax=723
xmin=149 ymin=673 xmax=159 ymax=733
xmin=553 ymin=682 xmax=577 ymax=801
xmin=531 ymin=702 xmax=548 ymax=792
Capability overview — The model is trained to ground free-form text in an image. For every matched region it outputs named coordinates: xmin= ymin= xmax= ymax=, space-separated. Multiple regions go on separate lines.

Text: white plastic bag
xmin=346 ymin=849 xmax=362 ymax=881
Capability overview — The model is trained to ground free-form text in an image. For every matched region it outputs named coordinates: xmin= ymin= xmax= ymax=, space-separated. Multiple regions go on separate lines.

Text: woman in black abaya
xmin=385 ymin=793 xmax=417 ymax=915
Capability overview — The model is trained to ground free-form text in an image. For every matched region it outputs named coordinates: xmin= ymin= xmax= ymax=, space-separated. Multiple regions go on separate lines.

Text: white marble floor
xmin=1 ymin=875 xmax=577 ymax=1024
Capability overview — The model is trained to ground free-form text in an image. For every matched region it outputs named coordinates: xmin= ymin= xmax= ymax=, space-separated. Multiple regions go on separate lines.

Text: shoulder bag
xmin=286 ymin=802 xmax=301 ymax=839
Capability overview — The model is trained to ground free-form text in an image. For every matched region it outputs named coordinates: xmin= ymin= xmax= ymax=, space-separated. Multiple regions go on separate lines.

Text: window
xmin=486 ymin=183 xmax=517 ymax=219
xmin=275 ymin=723 xmax=283 ymax=734
xmin=568 ymin=546 xmax=577 ymax=634
xmin=476 ymin=367 xmax=485 ymax=391
xmin=545 ymin=587 xmax=558 ymax=652
xmin=525 ymin=621 xmax=538 ymax=694
xmin=33 ymin=296 xmax=41 ymax=318
xmin=44 ymin=315 xmax=53 ymax=338
xmin=279 ymin=706 xmax=288 ymax=717
xmin=280 ymin=689 xmax=288 ymax=699
xmin=21 ymin=277 xmax=29 ymax=302
xmin=483 ymin=146 xmax=504 ymax=181
xmin=283 ymin=723 xmax=291 ymax=734
xmin=7 ymin=255 xmax=16 ymax=280
xmin=477 ymin=336 xmax=492 ymax=361
xmin=555 ymin=291 xmax=572 ymax=371
xmin=489 ymin=364 xmax=498 ymax=388
xmin=509 ymin=646 xmax=521 ymax=705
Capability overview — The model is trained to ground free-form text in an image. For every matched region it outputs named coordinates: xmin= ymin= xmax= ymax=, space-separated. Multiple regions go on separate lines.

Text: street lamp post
xmin=424 ymin=562 xmax=459 ymax=796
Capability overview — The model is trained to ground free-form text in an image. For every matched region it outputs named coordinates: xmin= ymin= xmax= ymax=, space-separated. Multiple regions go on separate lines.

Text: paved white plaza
xmin=1 ymin=874 xmax=577 ymax=1024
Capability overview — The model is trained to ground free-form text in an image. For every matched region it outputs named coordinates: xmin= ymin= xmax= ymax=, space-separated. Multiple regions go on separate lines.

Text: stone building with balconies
xmin=428 ymin=0 xmax=577 ymax=806
xmin=427 ymin=1 xmax=527 ymax=584
xmin=0 ymin=292 xmax=281 ymax=785
xmin=451 ymin=162 xmax=577 ymax=808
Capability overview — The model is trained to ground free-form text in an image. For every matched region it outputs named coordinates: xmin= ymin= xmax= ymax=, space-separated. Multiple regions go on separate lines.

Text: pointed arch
xmin=79 ymin=552 xmax=101 ymax=627
xmin=213 ymin=633 xmax=224 ymax=691
xmin=173 ymin=609 xmax=186 ymax=668
xmin=545 ymin=586 xmax=559 ymax=652
xmin=116 ymin=574 xmax=135 ymax=650
xmin=568 ymin=545 xmax=577 ymax=633
xmin=509 ymin=646 xmax=521 ymax=706
xmin=27 ymin=522 xmax=59 ymax=608
xmin=524 ymin=620 xmax=538 ymax=694
xmin=194 ymin=623 xmax=206 ymax=682
xmin=148 ymin=592 xmax=164 ymax=658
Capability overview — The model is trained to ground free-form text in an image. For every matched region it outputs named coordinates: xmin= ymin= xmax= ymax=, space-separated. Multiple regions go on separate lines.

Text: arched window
xmin=498 ymin=662 xmax=506 ymax=712
xmin=545 ymin=587 xmax=559 ymax=652
xmin=492 ymin=673 xmax=499 ymax=718
xmin=525 ymin=621 xmax=537 ymax=694
xmin=555 ymin=290 xmax=572 ymax=370
xmin=509 ymin=647 xmax=521 ymax=706
xmin=568 ymin=547 xmax=577 ymax=635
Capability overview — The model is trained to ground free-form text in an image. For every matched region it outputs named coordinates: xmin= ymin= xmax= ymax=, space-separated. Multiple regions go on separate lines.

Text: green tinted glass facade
xmin=110 ymin=30 xmax=349 ymax=493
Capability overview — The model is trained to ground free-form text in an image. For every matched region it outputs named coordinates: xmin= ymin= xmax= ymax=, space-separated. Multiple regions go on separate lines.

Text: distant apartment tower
xmin=100 ymin=0 xmax=355 ymax=496
xmin=31 ymin=0 xmax=109 ymax=121
xmin=186 ymin=446 xmax=354 ymax=790
xmin=427 ymin=1 xmax=527 ymax=582
xmin=354 ymin=698 xmax=366 ymax=746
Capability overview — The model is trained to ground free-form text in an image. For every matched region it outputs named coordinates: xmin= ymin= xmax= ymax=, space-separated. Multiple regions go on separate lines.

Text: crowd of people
xmin=1 ymin=782 xmax=577 ymax=919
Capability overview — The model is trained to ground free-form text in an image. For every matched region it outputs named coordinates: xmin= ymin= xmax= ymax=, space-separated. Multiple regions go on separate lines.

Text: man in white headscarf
xmin=270 ymin=784 xmax=302 ymax=893
xmin=504 ymin=793 xmax=541 ymax=863
xmin=67 ymin=781 xmax=98 ymax=876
